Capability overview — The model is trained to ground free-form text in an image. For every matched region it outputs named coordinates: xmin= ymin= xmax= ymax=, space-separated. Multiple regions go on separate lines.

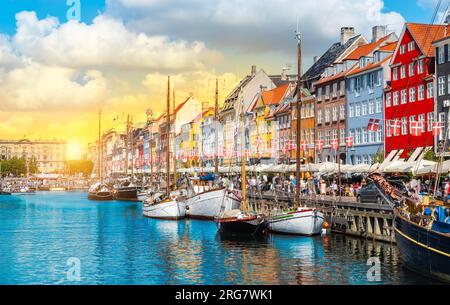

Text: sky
xmin=0 ymin=0 xmax=445 ymax=159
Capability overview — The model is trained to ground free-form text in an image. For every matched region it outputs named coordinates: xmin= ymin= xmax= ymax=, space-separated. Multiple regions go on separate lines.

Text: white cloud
xmin=9 ymin=11 xmax=222 ymax=72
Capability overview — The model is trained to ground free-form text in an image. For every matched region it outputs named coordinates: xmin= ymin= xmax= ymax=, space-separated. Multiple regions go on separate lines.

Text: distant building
xmin=0 ymin=139 xmax=66 ymax=174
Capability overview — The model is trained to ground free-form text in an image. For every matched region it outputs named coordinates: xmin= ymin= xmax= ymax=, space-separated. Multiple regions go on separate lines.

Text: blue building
xmin=346 ymin=31 xmax=397 ymax=165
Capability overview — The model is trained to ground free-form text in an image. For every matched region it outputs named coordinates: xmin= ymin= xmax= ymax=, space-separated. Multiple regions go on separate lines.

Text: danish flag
xmin=368 ymin=118 xmax=380 ymax=132
xmin=433 ymin=122 xmax=444 ymax=137
xmin=300 ymin=141 xmax=308 ymax=151
xmin=330 ymin=139 xmax=339 ymax=151
xmin=345 ymin=136 xmax=354 ymax=148
xmin=390 ymin=119 xmax=401 ymax=136
xmin=315 ymin=139 xmax=324 ymax=151
xmin=411 ymin=121 xmax=423 ymax=137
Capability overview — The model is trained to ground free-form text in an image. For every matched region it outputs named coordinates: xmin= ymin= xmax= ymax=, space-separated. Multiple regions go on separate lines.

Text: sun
xmin=67 ymin=141 xmax=86 ymax=160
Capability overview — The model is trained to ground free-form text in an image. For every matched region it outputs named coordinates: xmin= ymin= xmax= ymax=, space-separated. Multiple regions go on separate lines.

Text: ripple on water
xmin=0 ymin=192 xmax=440 ymax=285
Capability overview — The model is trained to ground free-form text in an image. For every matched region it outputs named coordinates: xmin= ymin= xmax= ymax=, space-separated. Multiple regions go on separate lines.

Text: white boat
xmin=185 ymin=188 xmax=241 ymax=220
xmin=268 ymin=207 xmax=324 ymax=236
xmin=49 ymin=187 xmax=66 ymax=192
xmin=143 ymin=197 xmax=186 ymax=220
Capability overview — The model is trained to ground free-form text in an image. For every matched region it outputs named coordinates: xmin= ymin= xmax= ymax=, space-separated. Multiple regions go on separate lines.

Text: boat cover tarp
xmin=200 ymin=173 xmax=215 ymax=181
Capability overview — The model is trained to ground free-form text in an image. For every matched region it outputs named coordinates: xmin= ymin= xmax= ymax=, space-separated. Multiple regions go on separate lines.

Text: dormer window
xmin=360 ymin=57 xmax=366 ymax=68
xmin=374 ymin=52 xmax=381 ymax=64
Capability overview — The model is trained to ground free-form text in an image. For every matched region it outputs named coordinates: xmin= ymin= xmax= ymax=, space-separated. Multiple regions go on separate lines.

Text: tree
xmin=28 ymin=156 xmax=38 ymax=175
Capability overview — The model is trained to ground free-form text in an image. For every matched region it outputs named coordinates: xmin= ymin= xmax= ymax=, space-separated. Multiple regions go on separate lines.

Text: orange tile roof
xmin=192 ymin=107 xmax=213 ymax=123
xmin=315 ymin=64 xmax=357 ymax=86
xmin=407 ymin=23 xmax=448 ymax=57
xmin=347 ymin=54 xmax=392 ymax=77
xmin=261 ymin=84 xmax=289 ymax=106
xmin=379 ymin=42 xmax=397 ymax=52
xmin=345 ymin=34 xmax=394 ymax=60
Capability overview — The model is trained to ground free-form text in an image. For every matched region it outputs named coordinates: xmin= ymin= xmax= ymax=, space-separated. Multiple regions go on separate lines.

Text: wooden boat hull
xmin=88 ymin=192 xmax=114 ymax=201
xmin=114 ymin=187 xmax=139 ymax=202
xmin=268 ymin=209 xmax=324 ymax=236
xmin=394 ymin=212 xmax=450 ymax=283
xmin=143 ymin=199 xmax=186 ymax=220
xmin=217 ymin=217 xmax=267 ymax=236
xmin=186 ymin=188 xmax=241 ymax=220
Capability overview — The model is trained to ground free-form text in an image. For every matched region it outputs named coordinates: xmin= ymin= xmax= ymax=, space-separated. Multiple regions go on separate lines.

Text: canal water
xmin=0 ymin=192 xmax=439 ymax=285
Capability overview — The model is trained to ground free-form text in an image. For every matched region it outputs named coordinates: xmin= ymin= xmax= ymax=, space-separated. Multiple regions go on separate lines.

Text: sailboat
xmin=185 ymin=79 xmax=241 ymax=220
xmin=215 ymin=90 xmax=266 ymax=235
xmin=143 ymin=76 xmax=187 ymax=220
xmin=267 ymin=30 xmax=324 ymax=236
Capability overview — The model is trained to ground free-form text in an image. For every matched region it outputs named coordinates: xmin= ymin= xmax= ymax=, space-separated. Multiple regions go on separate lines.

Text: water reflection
xmin=0 ymin=193 xmax=439 ymax=284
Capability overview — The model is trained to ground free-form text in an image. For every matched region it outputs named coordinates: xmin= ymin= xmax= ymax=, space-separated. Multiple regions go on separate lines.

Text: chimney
xmin=251 ymin=65 xmax=257 ymax=76
xmin=341 ymin=27 xmax=355 ymax=45
xmin=372 ymin=25 xmax=386 ymax=43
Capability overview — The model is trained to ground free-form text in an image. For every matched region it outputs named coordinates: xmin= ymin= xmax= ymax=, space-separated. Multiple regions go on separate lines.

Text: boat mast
xmin=98 ymin=108 xmax=102 ymax=182
xmin=125 ymin=114 xmax=130 ymax=176
xmin=166 ymin=76 xmax=171 ymax=198
xmin=295 ymin=30 xmax=302 ymax=208
xmin=241 ymin=96 xmax=247 ymax=211
xmin=215 ymin=78 xmax=219 ymax=176
xmin=173 ymin=88 xmax=177 ymax=190
xmin=149 ymin=119 xmax=153 ymax=186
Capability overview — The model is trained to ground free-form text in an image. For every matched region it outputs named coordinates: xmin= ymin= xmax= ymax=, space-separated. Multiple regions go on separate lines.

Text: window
xmin=369 ymin=100 xmax=375 ymax=114
xmin=428 ymin=112 xmax=434 ymax=132
xmin=409 ymin=115 xmax=416 ymax=133
xmin=362 ymin=101 xmax=368 ymax=116
xmin=402 ymin=117 xmax=407 ymax=135
xmin=409 ymin=62 xmax=415 ymax=77
xmin=400 ymin=65 xmax=406 ymax=79
xmin=427 ymin=82 xmax=434 ymax=98
xmin=355 ymin=77 xmax=361 ymax=94
xmin=438 ymin=46 xmax=445 ymax=64
xmin=369 ymin=73 xmax=375 ymax=89
xmin=418 ymin=85 xmax=425 ymax=101
xmin=400 ymin=45 xmax=406 ymax=54
xmin=317 ymin=87 xmax=322 ymax=101
xmin=408 ymin=41 xmax=415 ymax=51
xmin=418 ymin=60 xmax=424 ymax=74
xmin=376 ymin=98 xmax=382 ymax=113
xmin=386 ymin=93 xmax=392 ymax=107
xmin=332 ymin=129 xmax=338 ymax=141
xmin=409 ymin=87 xmax=416 ymax=102
xmin=362 ymin=128 xmax=368 ymax=143
xmin=401 ymin=89 xmax=407 ymax=104
xmin=418 ymin=114 xmax=425 ymax=132
xmin=355 ymin=128 xmax=361 ymax=144
xmin=386 ymin=121 xmax=391 ymax=137
xmin=393 ymin=91 xmax=399 ymax=105
xmin=349 ymin=104 xmax=354 ymax=118
xmin=340 ymin=104 xmax=345 ymax=120
xmin=448 ymin=75 xmax=450 ymax=94
xmin=340 ymin=80 xmax=346 ymax=96
xmin=333 ymin=83 xmax=338 ymax=98
xmin=325 ymin=130 xmax=331 ymax=146
xmin=325 ymin=108 xmax=330 ymax=123
xmin=318 ymin=131 xmax=323 ymax=141
xmin=439 ymin=76 xmax=446 ymax=96
xmin=340 ymin=128 xmax=345 ymax=145
xmin=369 ymin=130 xmax=375 ymax=143
xmin=355 ymin=103 xmax=361 ymax=117
xmin=325 ymin=85 xmax=330 ymax=99
xmin=377 ymin=129 xmax=383 ymax=142
xmin=393 ymin=67 xmax=398 ymax=81
xmin=311 ymin=104 xmax=315 ymax=117
xmin=332 ymin=106 xmax=338 ymax=121
xmin=376 ymin=70 xmax=382 ymax=86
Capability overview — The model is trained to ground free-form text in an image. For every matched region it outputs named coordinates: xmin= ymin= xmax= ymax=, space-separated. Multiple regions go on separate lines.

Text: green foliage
xmin=374 ymin=148 xmax=385 ymax=164
xmin=0 ymin=157 xmax=27 ymax=176
xmin=423 ymin=149 xmax=437 ymax=162
xmin=65 ymin=159 xmax=94 ymax=177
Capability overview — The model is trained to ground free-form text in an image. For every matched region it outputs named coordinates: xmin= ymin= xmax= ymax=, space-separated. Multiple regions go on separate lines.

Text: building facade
xmin=385 ymin=23 xmax=446 ymax=158
xmin=0 ymin=139 xmax=66 ymax=174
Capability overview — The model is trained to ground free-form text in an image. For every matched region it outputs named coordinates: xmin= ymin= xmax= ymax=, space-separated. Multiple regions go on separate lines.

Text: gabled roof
xmin=302 ymin=34 xmax=364 ymax=84
xmin=379 ymin=41 xmax=397 ymax=52
xmin=405 ymin=23 xmax=448 ymax=57
xmin=347 ymin=54 xmax=392 ymax=77
xmin=192 ymin=107 xmax=214 ymax=123
xmin=314 ymin=64 xmax=357 ymax=86
xmin=345 ymin=34 xmax=391 ymax=60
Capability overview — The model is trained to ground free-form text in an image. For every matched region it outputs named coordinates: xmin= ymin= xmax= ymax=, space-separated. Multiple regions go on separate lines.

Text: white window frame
xmin=409 ymin=87 xmax=416 ymax=102
xmin=418 ymin=85 xmax=425 ymax=101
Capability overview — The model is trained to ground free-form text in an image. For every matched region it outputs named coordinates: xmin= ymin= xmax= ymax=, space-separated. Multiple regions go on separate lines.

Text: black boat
xmin=113 ymin=181 xmax=139 ymax=202
xmin=394 ymin=206 xmax=450 ymax=283
xmin=216 ymin=210 xmax=267 ymax=236
xmin=88 ymin=183 xmax=114 ymax=201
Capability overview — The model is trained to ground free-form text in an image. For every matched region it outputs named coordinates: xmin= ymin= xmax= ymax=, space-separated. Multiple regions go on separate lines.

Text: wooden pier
xmin=248 ymin=191 xmax=395 ymax=243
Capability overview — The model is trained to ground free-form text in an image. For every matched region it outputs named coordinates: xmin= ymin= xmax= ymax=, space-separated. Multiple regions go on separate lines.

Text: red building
xmin=385 ymin=23 xmax=448 ymax=158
